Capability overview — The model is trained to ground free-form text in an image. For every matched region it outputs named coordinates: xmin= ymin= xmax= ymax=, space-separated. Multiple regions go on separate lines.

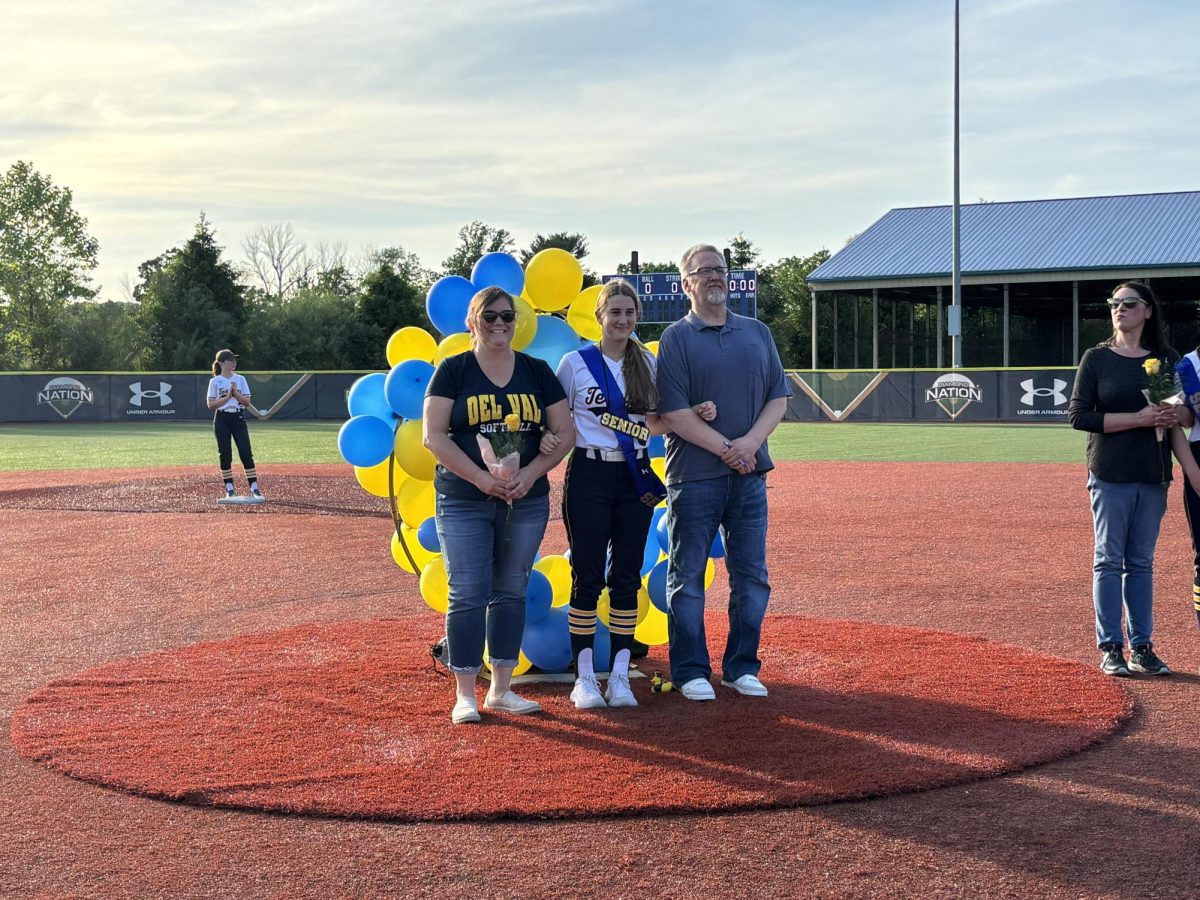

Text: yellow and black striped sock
xmin=221 ymin=468 xmax=234 ymax=493
xmin=609 ymin=606 xmax=638 ymax=664
xmin=569 ymin=606 xmax=598 ymax=663
xmin=1193 ymin=584 xmax=1200 ymax=628
xmin=245 ymin=467 xmax=257 ymax=487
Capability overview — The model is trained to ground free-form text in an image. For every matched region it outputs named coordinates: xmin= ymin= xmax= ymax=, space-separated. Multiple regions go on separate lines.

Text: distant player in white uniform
xmin=207 ymin=348 xmax=262 ymax=499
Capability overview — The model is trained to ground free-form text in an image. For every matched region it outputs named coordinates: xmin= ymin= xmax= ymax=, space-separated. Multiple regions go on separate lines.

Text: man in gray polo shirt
xmin=656 ymin=243 xmax=791 ymax=701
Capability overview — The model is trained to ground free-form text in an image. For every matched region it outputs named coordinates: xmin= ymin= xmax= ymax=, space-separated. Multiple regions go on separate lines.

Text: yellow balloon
xmin=512 ymin=295 xmax=537 ymax=351
xmin=394 ymin=420 xmax=437 ymax=481
xmin=390 ymin=525 xmax=437 ymax=574
xmin=525 ymin=248 xmax=583 ymax=312
xmin=566 ymin=285 xmax=603 ymax=342
xmin=435 ymin=332 xmax=473 ymax=364
xmin=650 ymin=456 xmax=667 ymax=483
xmin=596 ymin=587 xmax=649 ymax=627
xmin=353 ymin=457 xmax=405 ymax=498
xmin=635 ymin=605 xmax=670 ymax=646
xmin=398 ymin=476 xmax=436 ymax=529
xmin=533 ymin=554 xmax=573 ymax=607
xmin=644 ymin=340 xmax=659 ymax=355
xmin=387 ymin=326 xmax=437 ymax=366
xmin=705 ymin=557 xmax=716 ymax=589
xmin=483 ymin=648 xmax=533 ymax=676
xmin=419 ymin=555 xmax=449 ymax=613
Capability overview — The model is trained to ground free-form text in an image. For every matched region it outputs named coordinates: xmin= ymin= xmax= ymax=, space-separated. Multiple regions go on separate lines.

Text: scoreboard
xmin=601 ymin=271 xmax=758 ymax=323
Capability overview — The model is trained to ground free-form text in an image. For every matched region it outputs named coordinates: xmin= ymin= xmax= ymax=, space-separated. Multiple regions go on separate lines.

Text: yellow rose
xmin=505 ymin=413 xmax=521 ymax=432
xmin=1143 ymin=358 xmax=1161 ymax=376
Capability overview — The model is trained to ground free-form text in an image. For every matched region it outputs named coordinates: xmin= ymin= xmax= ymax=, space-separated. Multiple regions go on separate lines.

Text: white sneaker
xmin=251 ymin=486 xmax=263 ymax=499
xmin=483 ymin=690 xmax=542 ymax=715
xmin=679 ymin=677 xmax=716 ymax=701
xmin=605 ymin=672 xmax=638 ymax=708
xmin=570 ymin=675 xmax=607 ymax=709
xmin=451 ymin=696 xmax=480 ymax=724
xmin=721 ymin=674 xmax=769 ymax=697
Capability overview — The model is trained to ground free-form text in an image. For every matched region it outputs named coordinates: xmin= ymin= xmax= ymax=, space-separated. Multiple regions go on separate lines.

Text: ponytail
xmin=622 ymin=339 xmax=658 ymax=414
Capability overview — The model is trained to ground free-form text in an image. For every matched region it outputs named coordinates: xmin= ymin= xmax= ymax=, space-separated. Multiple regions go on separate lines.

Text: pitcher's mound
xmin=12 ymin=614 xmax=1129 ymax=822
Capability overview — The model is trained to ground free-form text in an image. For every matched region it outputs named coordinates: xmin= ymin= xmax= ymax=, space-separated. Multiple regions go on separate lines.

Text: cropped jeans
xmin=435 ymin=492 xmax=549 ymax=674
xmin=665 ymin=472 xmax=770 ymax=685
xmin=1088 ymin=473 xmax=1167 ymax=649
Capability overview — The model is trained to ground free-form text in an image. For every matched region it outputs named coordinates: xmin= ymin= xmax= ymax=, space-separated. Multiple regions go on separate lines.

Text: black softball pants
xmin=214 ymin=410 xmax=255 ymax=473
xmin=563 ymin=451 xmax=654 ymax=668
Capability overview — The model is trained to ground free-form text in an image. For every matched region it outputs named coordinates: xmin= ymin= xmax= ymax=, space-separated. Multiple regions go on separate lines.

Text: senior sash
xmin=579 ymin=345 xmax=666 ymax=504
xmin=1177 ymin=351 xmax=1200 ymax=419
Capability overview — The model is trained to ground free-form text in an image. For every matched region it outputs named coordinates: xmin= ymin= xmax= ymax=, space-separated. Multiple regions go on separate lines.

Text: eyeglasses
xmin=685 ymin=266 xmax=729 ymax=279
xmin=480 ymin=310 xmax=516 ymax=324
xmin=1107 ymin=298 xmax=1146 ymax=310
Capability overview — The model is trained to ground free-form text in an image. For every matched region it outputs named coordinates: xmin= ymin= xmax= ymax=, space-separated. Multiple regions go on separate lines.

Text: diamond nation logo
xmin=37 ymin=376 xmax=95 ymax=419
xmin=925 ymin=372 xmax=982 ymax=419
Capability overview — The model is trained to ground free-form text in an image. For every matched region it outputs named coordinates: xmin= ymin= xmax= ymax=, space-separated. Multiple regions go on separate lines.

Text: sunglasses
xmin=480 ymin=310 xmax=516 ymax=324
xmin=1107 ymin=298 xmax=1146 ymax=310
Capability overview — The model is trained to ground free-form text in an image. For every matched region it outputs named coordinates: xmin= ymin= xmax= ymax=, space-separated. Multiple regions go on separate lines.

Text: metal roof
xmin=808 ymin=191 xmax=1200 ymax=285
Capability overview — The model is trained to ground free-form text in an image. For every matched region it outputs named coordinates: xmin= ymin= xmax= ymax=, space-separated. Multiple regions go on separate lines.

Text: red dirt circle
xmin=10 ymin=612 xmax=1129 ymax=822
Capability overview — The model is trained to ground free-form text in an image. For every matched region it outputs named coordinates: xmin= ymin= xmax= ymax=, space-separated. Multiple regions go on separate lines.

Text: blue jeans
xmin=435 ymin=492 xmax=549 ymax=673
xmin=1088 ymin=474 xmax=1167 ymax=648
xmin=665 ymin=473 xmax=770 ymax=684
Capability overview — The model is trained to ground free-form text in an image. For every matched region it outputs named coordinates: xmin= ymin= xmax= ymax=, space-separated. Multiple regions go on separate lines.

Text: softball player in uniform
xmin=546 ymin=279 xmax=715 ymax=709
xmin=207 ymin=349 xmax=262 ymax=499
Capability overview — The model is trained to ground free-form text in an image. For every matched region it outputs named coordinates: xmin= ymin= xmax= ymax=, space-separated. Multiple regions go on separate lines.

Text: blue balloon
xmin=710 ymin=529 xmax=726 ymax=559
xmin=523 ymin=315 xmax=581 ymax=370
xmin=647 ymin=559 xmax=669 ymax=613
xmin=521 ymin=606 xmax=572 ymax=672
xmin=346 ymin=372 xmax=396 ymax=425
xmin=471 ymin=252 xmax=525 ymax=296
xmin=385 ymin=359 xmax=435 ymax=420
xmin=655 ymin=507 xmax=671 ymax=553
xmin=647 ymin=434 xmax=666 ymax=458
xmin=525 ymin=568 xmax=552 ymax=624
xmin=642 ymin=507 xmax=668 ymax=575
xmin=425 ymin=275 xmax=476 ymax=336
xmin=592 ymin=621 xmax=612 ymax=673
xmin=417 ymin=517 xmax=440 ymax=553
xmin=337 ymin=415 xmax=394 ymax=468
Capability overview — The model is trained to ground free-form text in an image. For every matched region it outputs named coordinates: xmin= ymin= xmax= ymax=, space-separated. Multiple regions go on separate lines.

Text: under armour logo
xmin=129 ymin=381 xmax=173 ymax=407
xmin=1020 ymin=378 xmax=1067 ymax=407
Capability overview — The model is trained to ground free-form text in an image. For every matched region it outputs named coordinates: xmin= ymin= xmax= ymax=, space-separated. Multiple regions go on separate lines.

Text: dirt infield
xmin=3 ymin=461 xmax=1200 ymax=898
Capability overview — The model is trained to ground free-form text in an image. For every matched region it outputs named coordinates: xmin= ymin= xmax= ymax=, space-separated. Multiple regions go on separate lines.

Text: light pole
xmin=950 ymin=0 xmax=963 ymax=368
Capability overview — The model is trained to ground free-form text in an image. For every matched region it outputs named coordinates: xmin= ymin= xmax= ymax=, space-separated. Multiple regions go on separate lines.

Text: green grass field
xmin=0 ymin=421 xmax=1086 ymax=472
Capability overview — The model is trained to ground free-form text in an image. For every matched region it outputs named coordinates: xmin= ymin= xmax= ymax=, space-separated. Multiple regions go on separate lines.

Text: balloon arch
xmin=336 ymin=249 xmax=723 ymax=674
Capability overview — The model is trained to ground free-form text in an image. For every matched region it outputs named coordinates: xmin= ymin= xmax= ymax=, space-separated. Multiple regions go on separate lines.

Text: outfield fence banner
xmin=0 ymin=372 xmax=374 ymax=423
xmin=785 ymin=369 xmax=1077 ymax=423
xmin=2 ymin=368 xmax=1076 ymax=424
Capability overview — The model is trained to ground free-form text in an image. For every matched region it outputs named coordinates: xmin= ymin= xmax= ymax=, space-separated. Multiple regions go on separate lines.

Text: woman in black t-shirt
xmin=1068 ymin=281 xmax=1186 ymax=677
xmin=423 ymin=286 xmax=574 ymax=724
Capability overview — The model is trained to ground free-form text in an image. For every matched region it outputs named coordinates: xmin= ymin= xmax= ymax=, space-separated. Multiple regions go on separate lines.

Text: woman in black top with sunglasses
xmin=1069 ymin=281 xmax=1188 ymax=677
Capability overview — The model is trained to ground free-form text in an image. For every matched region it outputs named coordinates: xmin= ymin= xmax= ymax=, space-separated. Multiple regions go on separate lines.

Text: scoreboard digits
xmin=601 ymin=270 xmax=758 ymax=323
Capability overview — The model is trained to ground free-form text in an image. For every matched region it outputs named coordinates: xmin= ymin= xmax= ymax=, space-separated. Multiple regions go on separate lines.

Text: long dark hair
xmin=596 ymin=279 xmax=658 ymax=414
xmin=1103 ymin=281 xmax=1168 ymax=355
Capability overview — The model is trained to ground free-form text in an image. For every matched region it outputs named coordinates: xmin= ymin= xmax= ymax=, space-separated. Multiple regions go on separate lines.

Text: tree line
xmin=1 ymin=160 xmax=835 ymax=372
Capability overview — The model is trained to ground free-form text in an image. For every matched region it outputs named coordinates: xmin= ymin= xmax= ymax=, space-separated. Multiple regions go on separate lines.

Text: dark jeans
xmin=563 ymin=452 xmax=654 ymax=668
xmin=436 ymin=492 xmax=549 ymax=674
xmin=666 ymin=472 xmax=770 ymax=685
xmin=214 ymin=410 xmax=255 ymax=473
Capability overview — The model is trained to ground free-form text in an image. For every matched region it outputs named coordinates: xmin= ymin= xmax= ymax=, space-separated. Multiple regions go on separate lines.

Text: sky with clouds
xmin=4 ymin=0 xmax=1198 ymax=299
